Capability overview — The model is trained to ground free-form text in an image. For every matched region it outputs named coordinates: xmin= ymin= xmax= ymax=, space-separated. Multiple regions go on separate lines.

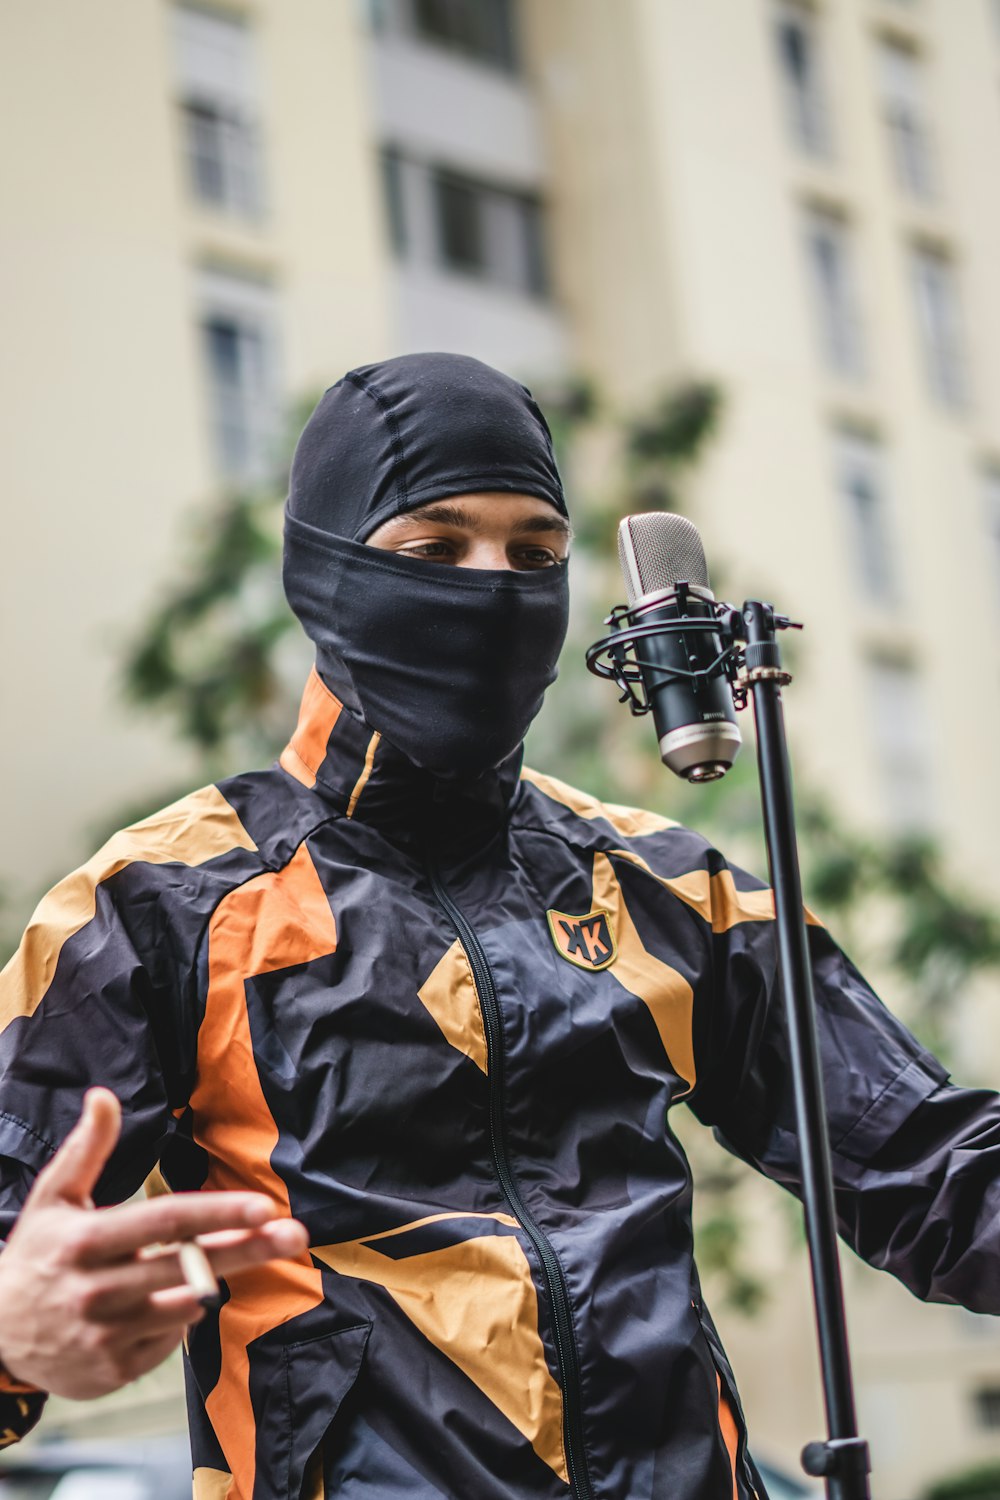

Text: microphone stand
xmin=741 ymin=601 xmax=870 ymax=1500
xmin=587 ymin=594 xmax=872 ymax=1500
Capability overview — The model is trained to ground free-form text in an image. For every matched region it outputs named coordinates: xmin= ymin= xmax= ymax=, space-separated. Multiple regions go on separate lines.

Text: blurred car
xmin=756 ymin=1454 xmax=824 ymax=1500
xmin=0 ymin=1436 xmax=190 ymax=1500
xmin=0 ymin=1434 xmax=821 ymax=1500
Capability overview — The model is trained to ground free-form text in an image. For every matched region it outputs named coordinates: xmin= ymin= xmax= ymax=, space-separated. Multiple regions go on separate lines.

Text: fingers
xmin=29 ymin=1089 xmax=122 ymax=1209
xmin=149 ymin=1283 xmax=211 ymax=1318
xmin=81 ymin=1219 xmax=309 ymax=1316
xmin=110 ymin=1291 xmax=207 ymax=1340
xmin=116 ymin=1328 xmax=187 ymax=1384
xmin=72 ymin=1190 xmax=281 ymax=1265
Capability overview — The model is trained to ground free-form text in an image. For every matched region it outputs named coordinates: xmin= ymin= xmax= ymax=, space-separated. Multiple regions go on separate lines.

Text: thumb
xmin=28 ymin=1088 xmax=122 ymax=1209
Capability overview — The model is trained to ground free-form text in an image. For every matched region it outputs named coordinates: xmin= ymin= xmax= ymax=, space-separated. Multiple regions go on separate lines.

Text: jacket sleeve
xmin=0 ymin=1159 xmax=48 ymax=1443
xmin=0 ymin=816 xmax=222 ymax=1438
xmin=0 ymin=784 xmax=258 ymax=1208
xmin=0 ymin=1351 xmax=47 ymax=1444
xmin=683 ymin=846 xmax=1000 ymax=1312
xmin=0 ymin=863 xmax=183 ymax=1206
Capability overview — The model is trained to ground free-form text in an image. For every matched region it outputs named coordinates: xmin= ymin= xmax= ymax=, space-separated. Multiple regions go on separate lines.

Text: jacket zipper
xmin=426 ymin=861 xmax=595 ymax=1500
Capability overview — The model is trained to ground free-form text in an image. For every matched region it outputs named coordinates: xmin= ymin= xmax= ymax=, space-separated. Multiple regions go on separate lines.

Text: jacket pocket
xmin=270 ymin=1322 xmax=371 ymax=1500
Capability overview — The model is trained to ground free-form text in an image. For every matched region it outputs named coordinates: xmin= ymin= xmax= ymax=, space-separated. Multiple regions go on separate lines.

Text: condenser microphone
xmin=617 ymin=513 xmax=741 ymax=781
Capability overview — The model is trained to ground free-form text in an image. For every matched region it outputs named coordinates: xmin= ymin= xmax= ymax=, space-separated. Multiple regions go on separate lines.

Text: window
xmin=196 ymin=271 xmax=280 ymax=481
xmin=435 ymin=171 xmax=484 ymax=272
xmin=832 ymin=430 xmax=899 ymax=604
xmin=802 ymin=207 xmax=865 ymax=378
xmin=411 ymin=0 xmax=519 ymax=71
xmin=865 ymin=658 xmax=934 ymax=829
xmin=173 ymin=6 xmax=265 ymax=218
xmin=910 ymin=245 xmax=966 ymax=407
xmin=429 ymin=167 xmax=549 ymax=295
xmin=774 ymin=2 xmax=831 ymax=157
xmin=973 ymin=1387 xmax=1000 ymax=1430
xmin=980 ymin=467 xmax=1000 ymax=605
xmin=380 ymin=147 xmax=408 ymax=254
xmin=367 ymin=0 xmax=392 ymax=29
xmin=380 ymin=151 xmax=551 ymax=298
xmin=877 ymin=39 xmax=934 ymax=197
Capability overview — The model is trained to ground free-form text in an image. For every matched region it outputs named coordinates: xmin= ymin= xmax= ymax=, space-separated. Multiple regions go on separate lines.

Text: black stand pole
xmin=742 ymin=601 xmax=871 ymax=1500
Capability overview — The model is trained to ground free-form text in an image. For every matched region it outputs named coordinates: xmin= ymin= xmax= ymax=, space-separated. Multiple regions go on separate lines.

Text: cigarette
xmin=178 ymin=1241 xmax=219 ymax=1307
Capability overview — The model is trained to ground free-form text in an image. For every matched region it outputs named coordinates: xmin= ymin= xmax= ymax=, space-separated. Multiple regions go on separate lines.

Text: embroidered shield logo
xmin=546 ymin=908 xmax=617 ymax=971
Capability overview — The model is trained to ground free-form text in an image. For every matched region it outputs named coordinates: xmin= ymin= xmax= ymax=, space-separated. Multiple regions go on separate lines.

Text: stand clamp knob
xmin=801 ymin=1437 xmax=871 ymax=1483
xmin=744 ymin=640 xmax=792 ymax=686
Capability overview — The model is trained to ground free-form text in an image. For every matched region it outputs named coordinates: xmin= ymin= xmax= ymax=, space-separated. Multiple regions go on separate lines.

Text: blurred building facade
xmin=3 ymin=1 xmax=1000 ymax=1494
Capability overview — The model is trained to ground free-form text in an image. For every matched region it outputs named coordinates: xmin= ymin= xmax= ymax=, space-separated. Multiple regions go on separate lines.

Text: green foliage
xmin=526 ymin=378 xmax=730 ymax=806
xmin=798 ymin=801 xmax=1000 ymax=1056
xmin=924 ymin=1462 xmax=1000 ymax=1500
xmin=0 ymin=883 xmax=22 ymax=972
xmin=692 ymin=1207 xmax=768 ymax=1317
xmin=531 ymin=373 xmax=601 ymax=461
xmin=119 ymin=391 xmax=328 ymax=776
xmin=625 ymin=380 xmax=723 ymax=468
xmin=121 ymin=491 xmax=294 ymax=771
xmin=674 ymin=1121 xmax=769 ymax=1316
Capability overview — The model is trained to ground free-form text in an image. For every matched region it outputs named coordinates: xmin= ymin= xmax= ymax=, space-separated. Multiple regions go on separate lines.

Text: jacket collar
xmin=279 ymin=668 xmax=521 ymax=852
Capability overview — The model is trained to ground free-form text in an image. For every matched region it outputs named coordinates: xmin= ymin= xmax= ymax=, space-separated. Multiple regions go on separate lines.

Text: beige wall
xmin=2 ymin=0 xmax=206 ymax=903
xmin=527 ymin=0 xmax=1000 ymax=905
xmin=0 ymin=0 xmax=390 ymax=920
xmin=518 ymin=0 xmax=686 ymax=401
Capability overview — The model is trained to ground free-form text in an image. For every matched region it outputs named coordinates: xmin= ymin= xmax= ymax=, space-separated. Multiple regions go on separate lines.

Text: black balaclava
xmin=283 ymin=352 xmax=570 ymax=778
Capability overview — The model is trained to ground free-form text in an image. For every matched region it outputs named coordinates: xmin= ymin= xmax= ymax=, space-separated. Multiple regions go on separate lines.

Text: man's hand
xmin=0 ymin=1089 xmax=309 ymax=1399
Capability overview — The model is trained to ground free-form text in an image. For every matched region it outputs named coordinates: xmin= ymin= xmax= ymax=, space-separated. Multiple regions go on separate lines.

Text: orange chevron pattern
xmin=191 ymin=841 xmax=339 ymax=1500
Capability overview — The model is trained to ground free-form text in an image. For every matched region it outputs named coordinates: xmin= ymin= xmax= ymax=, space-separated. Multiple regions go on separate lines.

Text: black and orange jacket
xmin=2 ymin=668 xmax=999 ymax=1500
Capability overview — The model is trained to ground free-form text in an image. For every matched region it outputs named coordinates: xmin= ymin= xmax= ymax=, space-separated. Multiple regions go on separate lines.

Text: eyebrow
xmin=388 ymin=502 xmax=572 ymax=537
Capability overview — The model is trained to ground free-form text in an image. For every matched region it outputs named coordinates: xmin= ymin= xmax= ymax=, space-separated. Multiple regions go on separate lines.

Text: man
xmin=0 ymin=352 xmax=998 ymax=1500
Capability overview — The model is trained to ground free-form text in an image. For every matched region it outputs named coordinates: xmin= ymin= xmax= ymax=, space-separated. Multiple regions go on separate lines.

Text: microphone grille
xmin=617 ymin=512 xmax=710 ymax=605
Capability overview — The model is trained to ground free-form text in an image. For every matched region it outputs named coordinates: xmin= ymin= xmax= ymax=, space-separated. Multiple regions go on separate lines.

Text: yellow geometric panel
xmin=192 ymin=1469 xmax=233 ymax=1500
xmin=302 ymin=1447 xmax=325 ymax=1500
xmin=0 ymin=784 xmax=257 ymax=1033
xmin=142 ymin=1164 xmax=171 ymax=1199
xmin=608 ymin=847 xmax=821 ymax=931
xmin=346 ymin=731 xmax=381 ymax=818
xmin=312 ymin=1212 xmax=568 ymax=1484
xmin=418 ymin=940 xmax=488 ymax=1073
xmin=521 ymin=767 xmax=678 ymax=838
xmin=591 ymin=852 xmax=696 ymax=1094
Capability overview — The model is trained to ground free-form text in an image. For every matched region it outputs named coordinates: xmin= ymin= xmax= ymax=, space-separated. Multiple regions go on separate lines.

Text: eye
xmin=397 ymin=540 xmax=458 ymax=563
xmin=511 ymin=546 xmax=562 ymax=570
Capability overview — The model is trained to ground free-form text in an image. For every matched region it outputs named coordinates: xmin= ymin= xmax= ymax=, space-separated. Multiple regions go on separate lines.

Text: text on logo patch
xmin=546 ymin=908 xmax=617 ymax=971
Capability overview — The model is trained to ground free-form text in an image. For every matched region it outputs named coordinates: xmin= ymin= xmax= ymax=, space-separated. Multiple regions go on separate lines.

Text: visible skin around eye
xmin=364 ymin=492 xmax=572 ymax=571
